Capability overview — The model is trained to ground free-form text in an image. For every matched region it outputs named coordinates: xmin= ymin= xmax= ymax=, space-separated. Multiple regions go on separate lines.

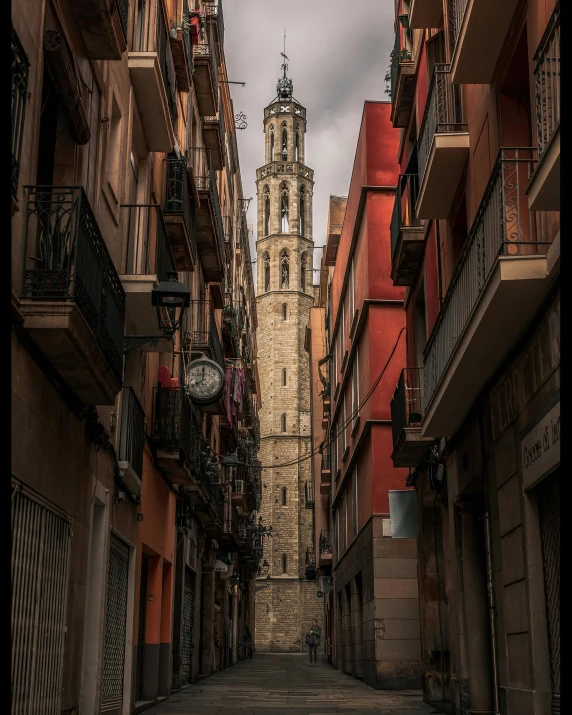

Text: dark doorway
xmin=135 ymin=553 xmax=148 ymax=701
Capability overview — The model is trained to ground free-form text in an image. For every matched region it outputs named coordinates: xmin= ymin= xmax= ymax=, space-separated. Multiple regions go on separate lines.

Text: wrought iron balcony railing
xmin=192 ymin=38 xmax=218 ymax=96
xmin=390 ymin=368 xmax=424 ymax=450
xmin=188 ymin=146 xmax=225 ymax=264
xmin=133 ymin=0 xmax=177 ymax=125
xmin=205 ymin=1 xmax=224 ymax=45
xmin=21 ymin=186 xmax=125 ymax=380
xmin=451 ymin=0 xmax=469 ymax=49
xmin=319 ymin=531 xmax=332 ymax=554
xmin=153 ymin=386 xmax=202 ymax=469
xmin=164 ymin=154 xmax=197 ymax=262
xmin=118 ymin=387 xmax=146 ymax=479
xmin=183 ymin=299 xmax=224 ymax=367
xmin=115 ymin=0 xmax=128 ymax=40
xmin=121 ymin=204 xmax=175 ymax=281
xmin=423 ymin=148 xmax=551 ymax=410
xmin=417 ymin=64 xmax=466 ymax=186
xmin=11 ymin=26 xmax=30 ymax=199
xmin=389 ymin=24 xmax=413 ymax=101
xmin=534 ymin=2 xmax=560 ymax=159
xmin=390 ymin=172 xmax=421 ymax=261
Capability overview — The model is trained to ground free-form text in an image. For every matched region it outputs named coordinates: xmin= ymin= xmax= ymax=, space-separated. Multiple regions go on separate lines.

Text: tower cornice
xmin=264 ymin=100 xmax=307 ymax=123
xmin=256 ymin=161 xmax=314 ymax=184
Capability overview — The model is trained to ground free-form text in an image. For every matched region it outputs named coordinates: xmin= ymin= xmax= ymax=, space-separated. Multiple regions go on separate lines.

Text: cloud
xmin=223 ymin=0 xmax=395 ymax=285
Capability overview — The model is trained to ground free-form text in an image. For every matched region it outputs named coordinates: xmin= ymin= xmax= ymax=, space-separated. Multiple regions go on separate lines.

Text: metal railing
xmin=21 ymin=186 xmax=125 ymax=381
xmin=451 ymin=0 xmax=469 ymax=50
xmin=205 ymin=1 xmax=224 ymax=45
xmin=121 ymin=204 xmax=175 ymax=281
xmin=390 ymin=368 xmax=424 ymax=449
xmin=423 ymin=148 xmax=552 ymax=410
xmin=390 ymin=24 xmax=413 ymax=101
xmin=390 ymin=173 xmax=421 ymax=260
xmin=204 ymin=89 xmax=225 ymax=151
xmin=118 ymin=387 xmax=146 ymax=478
xmin=153 ymin=387 xmax=202 ymax=468
xmin=188 ymin=146 xmax=225 ymax=263
xmin=164 ymin=155 xmax=197 ymax=263
xmin=115 ymin=0 xmax=128 ymax=40
xmin=183 ymin=299 xmax=224 ymax=367
xmin=133 ymin=0 xmax=177 ymax=125
xmin=417 ymin=64 xmax=465 ymax=185
xmin=192 ymin=34 xmax=219 ymax=97
xmin=319 ymin=531 xmax=332 ymax=554
xmin=11 ymin=26 xmax=30 ymax=198
xmin=534 ymin=2 xmax=560 ymax=159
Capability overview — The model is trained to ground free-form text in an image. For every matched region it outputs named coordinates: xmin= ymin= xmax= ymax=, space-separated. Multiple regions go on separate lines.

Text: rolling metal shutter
xmin=11 ymin=489 xmax=71 ymax=715
xmin=180 ymin=568 xmax=195 ymax=686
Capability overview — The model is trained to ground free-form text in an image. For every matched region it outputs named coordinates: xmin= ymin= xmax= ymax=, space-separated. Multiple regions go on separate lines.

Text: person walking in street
xmin=305 ymin=619 xmax=321 ymax=666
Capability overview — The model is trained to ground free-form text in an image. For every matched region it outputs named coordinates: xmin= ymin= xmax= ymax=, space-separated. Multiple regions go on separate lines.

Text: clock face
xmin=186 ymin=359 xmax=225 ymax=404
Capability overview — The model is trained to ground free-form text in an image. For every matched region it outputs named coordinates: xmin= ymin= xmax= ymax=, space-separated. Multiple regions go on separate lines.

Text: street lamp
xmin=124 ymin=270 xmax=190 ymax=353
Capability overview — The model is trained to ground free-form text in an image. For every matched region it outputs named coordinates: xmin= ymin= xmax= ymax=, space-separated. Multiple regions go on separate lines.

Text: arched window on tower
xmin=263 ymin=251 xmax=270 ymax=292
xmin=295 ymin=127 xmax=300 ymax=161
xmin=281 ymin=487 xmax=287 ymax=506
xmin=281 ymin=413 xmax=287 ymax=432
xmin=263 ymin=185 xmax=270 ymax=236
xmin=280 ymin=184 xmax=289 ymax=233
xmin=280 ymin=249 xmax=289 ymax=289
xmin=299 ymin=186 xmax=306 ymax=236
xmin=301 ymin=252 xmax=307 ymax=292
xmin=281 ymin=124 xmax=288 ymax=160
xmin=282 ymin=303 xmax=287 ymax=321
xmin=270 ymin=126 xmax=275 ymax=161
xmin=282 ymin=554 xmax=287 ymax=574
xmin=282 ymin=368 xmax=287 ymax=386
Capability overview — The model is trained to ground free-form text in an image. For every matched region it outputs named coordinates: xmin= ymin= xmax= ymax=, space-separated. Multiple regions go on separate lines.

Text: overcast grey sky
xmin=223 ymin=0 xmax=395 ymax=286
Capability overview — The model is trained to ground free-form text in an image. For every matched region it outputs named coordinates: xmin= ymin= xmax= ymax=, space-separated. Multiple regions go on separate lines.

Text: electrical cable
xmin=202 ymin=326 xmax=406 ymax=470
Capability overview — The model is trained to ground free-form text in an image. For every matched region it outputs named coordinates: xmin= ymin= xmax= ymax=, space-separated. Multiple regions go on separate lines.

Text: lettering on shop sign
xmin=520 ymin=397 xmax=560 ymax=491
xmin=489 ymin=293 xmax=559 ymax=441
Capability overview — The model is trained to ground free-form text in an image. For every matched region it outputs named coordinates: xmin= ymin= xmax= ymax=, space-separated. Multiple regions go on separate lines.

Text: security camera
xmin=116 ymin=491 xmax=126 ymax=502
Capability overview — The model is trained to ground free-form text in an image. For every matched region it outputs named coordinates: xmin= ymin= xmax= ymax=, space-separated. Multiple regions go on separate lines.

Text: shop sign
xmin=520 ymin=395 xmax=560 ymax=490
xmin=388 ymin=489 xmax=419 ymax=539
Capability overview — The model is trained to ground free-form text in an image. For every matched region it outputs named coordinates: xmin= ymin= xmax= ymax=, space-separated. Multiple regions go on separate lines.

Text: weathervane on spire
xmin=277 ymin=28 xmax=293 ymax=100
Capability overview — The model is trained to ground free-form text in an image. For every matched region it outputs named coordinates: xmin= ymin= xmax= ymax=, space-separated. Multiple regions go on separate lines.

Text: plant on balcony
xmin=385 ymin=46 xmax=413 ymax=98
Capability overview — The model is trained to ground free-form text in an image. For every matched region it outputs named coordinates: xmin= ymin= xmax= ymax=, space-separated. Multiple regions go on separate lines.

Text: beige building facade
xmin=254 ymin=66 xmax=322 ymax=652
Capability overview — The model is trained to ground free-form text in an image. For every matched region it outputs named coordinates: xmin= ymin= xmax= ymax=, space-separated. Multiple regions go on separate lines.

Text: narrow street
xmin=145 ymin=654 xmax=438 ymax=714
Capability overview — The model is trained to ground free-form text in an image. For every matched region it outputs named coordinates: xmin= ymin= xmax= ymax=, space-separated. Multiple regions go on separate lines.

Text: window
xmin=280 ymin=183 xmax=289 ymax=233
xmin=341 ymin=300 xmax=346 ymax=356
xmin=299 ymin=187 xmax=306 ymax=236
xmin=282 ymin=554 xmax=287 ymax=574
xmin=282 ymin=303 xmax=287 ymax=321
xmin=295 ymin=128 xmax=300 ymax=161
xmin=106 ymin=95 xmax=123 ymax=198
xmin=414 ymin=281 xmax=427 ymax=369
xmin=282 ymin=368 xmax=287 ymax=386
xmin=351 ymin=348 xmax=359 ymax=429
xmin=342 ymin=399 xmax=347 ymax=454
xmin=280 ymin=249 xmax=289 ymax=288
xmin=349 ymin=258 xmax=355 ymax=318
xmin=263 ymin=251 xmax=270 ymax=292
xmin=352 ymin=466 xmax=358 ymax=538
xmin=300 ymin=252 xmax=307 ymax=292
xmin=281 ymin=487 xmax=287 ymax=506
xmin=281 ymin=413 xmax=287 ymax=432
xmin=281 ymin=125 xmax=288 ymax=160
xmin=341 ymin=493 xmax=347 ymax=553
xmin=269 ymin=126 xmax=275 ymax=161
xmin=263 ymin=185 xmax=270 ymax=236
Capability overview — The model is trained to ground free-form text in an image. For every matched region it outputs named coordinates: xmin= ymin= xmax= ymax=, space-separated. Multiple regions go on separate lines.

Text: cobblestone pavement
xmin=147 ymin=654 xmax=440 ymax=714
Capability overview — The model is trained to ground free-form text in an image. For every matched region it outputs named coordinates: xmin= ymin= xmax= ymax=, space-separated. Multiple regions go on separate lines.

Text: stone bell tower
xmin=254 ymin=56 xmax=321 ymax=652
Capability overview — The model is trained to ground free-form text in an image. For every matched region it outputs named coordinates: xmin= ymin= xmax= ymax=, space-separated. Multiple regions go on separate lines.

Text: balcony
xmin=222 ymin=299 xmax=240 ymax=358
xmin=320 ymin=446 xmax=331 ymax=495
xmin=71 ymin=0 xmax=127 ymax=60
xmin=205 ymin=1 xmax=224 ymax=50
xmin=203 ymin=93 xmax=225 ymax=170
xmin=390 ymin=368 xmax=433 ymax=467
xmin=192 ymin=39 xmax=218 ymax=116
xmin=223 ymin=214 xmax=233 ymax=262
xmin=220 ymin=498 xmax=240 ymax=553
xmin=183 ymin=299 xmax=224 ymax=366
xmin=416 ymin=64 xmax=469 ymax=219
xmin=409 ymin=0 xmax=443 ymax=29
xmin=318 ymin=531 xmax=332 ymax=569
xmin=194 ymin=479 xmax=225 ymax=538
xmin=169 ymin=1 xmax=193 ymax=92
xmin=117 ymin=387 xmax=146 ymax=496
xmin=128 ymin=0 xmax=176 ymax=150
xmin=389 ymin=26 xmax=416 ymax=128
xmin=163 ymin=155 xmax=197 ymax=271
xmin=120 ymin=204 xmax=176 ymax=351
xmin=153 ymin=386 xmax=200 ymax=484
xmin=391 ymin=173 xmax=425 ymax=285
xmin=527 ymin=4 xmax=560 ymax=212
xmin=450 ymin=0 xmax=520 ymax=84
xmin=189 ymin=147 xmax=225 ymax=283
xmin=305 ymin=549 xmax=317 ymax=580
xmin=11 ymin=27 xmax=30 ymax=213
xmin=422 ymin=149 xmax=554 ymax=439
xmin=20 ymin=186 xmax=125 ymax=405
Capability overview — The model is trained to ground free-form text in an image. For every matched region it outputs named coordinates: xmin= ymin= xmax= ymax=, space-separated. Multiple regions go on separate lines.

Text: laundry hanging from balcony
xmin=225 ymin=364 xmax=246 ymax=428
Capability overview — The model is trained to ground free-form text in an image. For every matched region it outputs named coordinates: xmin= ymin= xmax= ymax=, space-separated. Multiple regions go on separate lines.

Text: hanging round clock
xmin=185 ymin=357 xmax=225 ymax=405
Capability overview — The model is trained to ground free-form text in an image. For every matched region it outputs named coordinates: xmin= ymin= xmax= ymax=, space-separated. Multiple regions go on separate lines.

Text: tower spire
xmin=277 ymin=29 xmax=293 ymax=100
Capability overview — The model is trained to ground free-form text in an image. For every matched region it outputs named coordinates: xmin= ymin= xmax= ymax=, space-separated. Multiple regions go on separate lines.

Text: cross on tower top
xmin=277 ymin=29 xmax=293 ymax=100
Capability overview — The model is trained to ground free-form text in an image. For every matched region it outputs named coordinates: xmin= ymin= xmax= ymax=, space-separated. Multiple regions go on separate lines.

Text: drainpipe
xmin=480 ymin=414 xmax=501 ymax=715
